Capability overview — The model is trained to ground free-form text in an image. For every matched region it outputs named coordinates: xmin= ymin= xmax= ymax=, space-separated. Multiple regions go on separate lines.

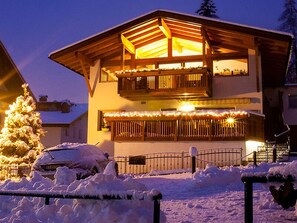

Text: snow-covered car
xmin=32 ymin=143 xmax=117 ymax=179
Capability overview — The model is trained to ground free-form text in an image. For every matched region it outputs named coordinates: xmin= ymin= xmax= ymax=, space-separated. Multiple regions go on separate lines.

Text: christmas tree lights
xmin=0 ymin=84 xmax=45 ymax=164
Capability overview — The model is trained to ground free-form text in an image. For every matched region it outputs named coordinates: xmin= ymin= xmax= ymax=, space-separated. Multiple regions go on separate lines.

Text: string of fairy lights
xmin=104 ymin=110 xmax=248 ymax=120
xmin=115 ymin=66 xmax=206 ymax=75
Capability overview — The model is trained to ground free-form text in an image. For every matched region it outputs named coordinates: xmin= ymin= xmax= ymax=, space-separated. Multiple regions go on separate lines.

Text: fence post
xmin=124 ymin=157 xmax=127 ymax=174
xmin=153 ymin=193 xmax=162 ymax=223
xmin=253 ymin=151 xmax=257 ymax=166
xmin=181 ymin=151 xmax=184 ymax=169
xmin=272 ymin=144 xmax=277 ymax=162
xmin=240 ymin=147 xmax=243 ymax=165
xmin=243 ymin=180 xmax=253 ymax=223
xmin=189 ymin=146 xmax=198 ymax=174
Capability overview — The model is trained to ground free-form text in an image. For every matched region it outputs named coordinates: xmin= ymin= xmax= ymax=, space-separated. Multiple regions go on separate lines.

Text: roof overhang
xmin=0 ymin=41 xmax=36 ymax=103
xmin=49 ymin=10 xmax=293 ymax=88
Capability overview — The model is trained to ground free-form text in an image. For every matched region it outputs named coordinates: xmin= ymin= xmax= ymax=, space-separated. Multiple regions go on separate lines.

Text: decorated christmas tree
xmin=0 ymin=84 xmax=45 ymax=163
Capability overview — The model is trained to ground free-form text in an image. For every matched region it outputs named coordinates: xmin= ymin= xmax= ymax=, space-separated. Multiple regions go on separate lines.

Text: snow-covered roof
xmin=39 ymin=103 xmax=88 ymax=126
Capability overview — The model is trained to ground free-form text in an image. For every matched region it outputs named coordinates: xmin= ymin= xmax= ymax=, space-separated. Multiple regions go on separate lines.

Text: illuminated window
xmin=185 ymin=62 xmax=203 ymax=68
xmin=100 ymin=68 xmax=118 ymax=83
xmin=159 ymin=63 xmax=181 ymax=69
xmin=213 ymin=59 xmax=248 ymax=76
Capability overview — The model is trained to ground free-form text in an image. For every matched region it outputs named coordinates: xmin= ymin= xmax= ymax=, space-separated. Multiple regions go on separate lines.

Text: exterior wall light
xmin=226 ymin=117 xmax=235 ymax=124
xmin=178 ymin=102 xmax=195 ymax=112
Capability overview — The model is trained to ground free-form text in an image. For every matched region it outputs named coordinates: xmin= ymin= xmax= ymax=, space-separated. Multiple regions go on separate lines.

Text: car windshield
xmin=43 ymin=148 xmax=80 ymax=161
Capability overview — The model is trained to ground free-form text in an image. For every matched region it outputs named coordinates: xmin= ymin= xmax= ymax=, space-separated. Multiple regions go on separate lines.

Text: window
xmin=100 ymin=68 xmax=118 ymax=83
xmin=288 ymin=94 xmax=297 ymax=108
xmin=185 ymin=62 xmax=203 ymax=68
xmin=98 ymin=110 xmax=123 ymax=131
xmin=213 ymin=59 xmax=248 ymax=76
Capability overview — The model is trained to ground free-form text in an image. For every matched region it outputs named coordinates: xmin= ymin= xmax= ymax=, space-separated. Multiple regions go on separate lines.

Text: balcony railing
xmin=116 ymin=67 xmax=212 ymax=100
xmin=105 ymin=111 xmax=264 ymax=142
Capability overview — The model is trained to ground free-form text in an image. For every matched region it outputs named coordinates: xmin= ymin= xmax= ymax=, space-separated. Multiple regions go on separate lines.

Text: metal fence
xmin=0 ymin=190 xmax=163 ymax=223
xmin=115 ymin=147 xmax=243 ymax=174
xmin=0 ymin=148 xmax=243 ymax=179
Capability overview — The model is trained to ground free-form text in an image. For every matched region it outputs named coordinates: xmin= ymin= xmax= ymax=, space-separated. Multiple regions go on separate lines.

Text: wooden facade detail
xmin=105 ymin=112 xmax=264 ymax=142
xmin=117 ymin=67 xmax=212 ymax=100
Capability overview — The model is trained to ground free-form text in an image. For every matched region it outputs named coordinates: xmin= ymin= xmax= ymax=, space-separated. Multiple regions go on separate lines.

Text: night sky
xmin=0 ymin=0 xmax=285 ymax=103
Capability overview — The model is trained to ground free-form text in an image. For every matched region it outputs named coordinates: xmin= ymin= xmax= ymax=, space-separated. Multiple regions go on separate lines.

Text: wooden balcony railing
xmin=105 ymin=111 xmax=264 ymax=142
xmin=116 ymin=67 xmax=212 ymax=100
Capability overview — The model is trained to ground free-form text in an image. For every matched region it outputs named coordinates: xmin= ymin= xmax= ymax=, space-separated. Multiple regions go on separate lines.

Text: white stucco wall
xmin=114 ymin=141 xmax=245 ymax=154
xmin=212 ymin=49 xmax=263 ymax=112
xmin=113 ymin=141 xmax=252 ymax=159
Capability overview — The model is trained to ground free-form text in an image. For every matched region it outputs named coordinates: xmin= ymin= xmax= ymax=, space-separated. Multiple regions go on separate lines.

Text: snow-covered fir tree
xmin=196 ymin=0 xmax=219 ymax=18
xmin=278 ymin=0 xmax=297 ymax=83
xmin=0 ymin=84 xmax=44 ymax=163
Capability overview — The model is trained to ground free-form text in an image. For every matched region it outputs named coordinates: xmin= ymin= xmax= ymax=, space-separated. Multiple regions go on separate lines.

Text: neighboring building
xmin=49 ymin=10 xmax=292 ymax=158
xmin=263 ymin=84 xmax=297 ymax=152
xmin=37 ymin=96 xmax=88 ymax=148
xmin=279 ymin=84 xmax=297 ymax=151
xmin=0 ymin=41 xmax=35 ymax=129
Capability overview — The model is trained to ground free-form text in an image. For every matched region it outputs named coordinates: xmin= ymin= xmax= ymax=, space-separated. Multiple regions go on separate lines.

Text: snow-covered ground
xmin=1 ymin=161 xmax=297 ymax=222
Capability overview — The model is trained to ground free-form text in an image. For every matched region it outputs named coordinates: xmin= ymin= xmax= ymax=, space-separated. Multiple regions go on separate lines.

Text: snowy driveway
xmin=135 ymin=168 xmax=297 ymax=223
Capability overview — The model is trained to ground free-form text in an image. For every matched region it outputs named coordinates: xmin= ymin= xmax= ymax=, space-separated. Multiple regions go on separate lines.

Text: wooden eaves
xmin=48 ymin=10 xmax=293 ymax=92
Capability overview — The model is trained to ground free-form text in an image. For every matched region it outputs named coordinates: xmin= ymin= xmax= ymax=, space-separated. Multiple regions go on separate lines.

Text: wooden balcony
xmin=116 ymin=67 xmax=212 ymax=100
xmin=104 ymin=111 xmax=264 ymax=142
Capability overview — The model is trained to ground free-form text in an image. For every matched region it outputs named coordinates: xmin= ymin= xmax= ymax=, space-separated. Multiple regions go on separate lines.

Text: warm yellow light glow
xmin=135 ymin=36 xmax=203 ymax=59
xmin=178 ymin=102 xmax=195 ymax=112
xmin=136 ymin=39 xmax=167 ymax=58
xmin=226 ymin=117 xmax=235 ymax=124
xmin=104 ymin=110 xmax=249 ymax=119
xmin=245 ymin=140 xmax=264 ymax=157
xmin=172 ymin=37 xmax=202 ymax=56
xmin=115 ymin=66 xmax=204 ymax=75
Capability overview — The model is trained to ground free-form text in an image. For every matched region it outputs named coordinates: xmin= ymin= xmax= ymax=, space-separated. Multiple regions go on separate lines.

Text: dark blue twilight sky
xmin=0 ymin=0 xmax=285 ymax=103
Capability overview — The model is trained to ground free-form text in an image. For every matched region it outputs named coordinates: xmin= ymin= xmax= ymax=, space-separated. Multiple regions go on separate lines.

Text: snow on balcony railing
xmin=104 ymin=110 xmax=249 ymax=120
xmin=115 ymin=66 xmax=208 ymax=76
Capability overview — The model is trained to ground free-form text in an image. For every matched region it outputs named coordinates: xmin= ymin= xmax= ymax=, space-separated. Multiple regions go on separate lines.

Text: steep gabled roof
xmin=0 ymin=41 xmax=36 ymax=105
xmin=49 ymin=10 xmax=293 ymax=88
